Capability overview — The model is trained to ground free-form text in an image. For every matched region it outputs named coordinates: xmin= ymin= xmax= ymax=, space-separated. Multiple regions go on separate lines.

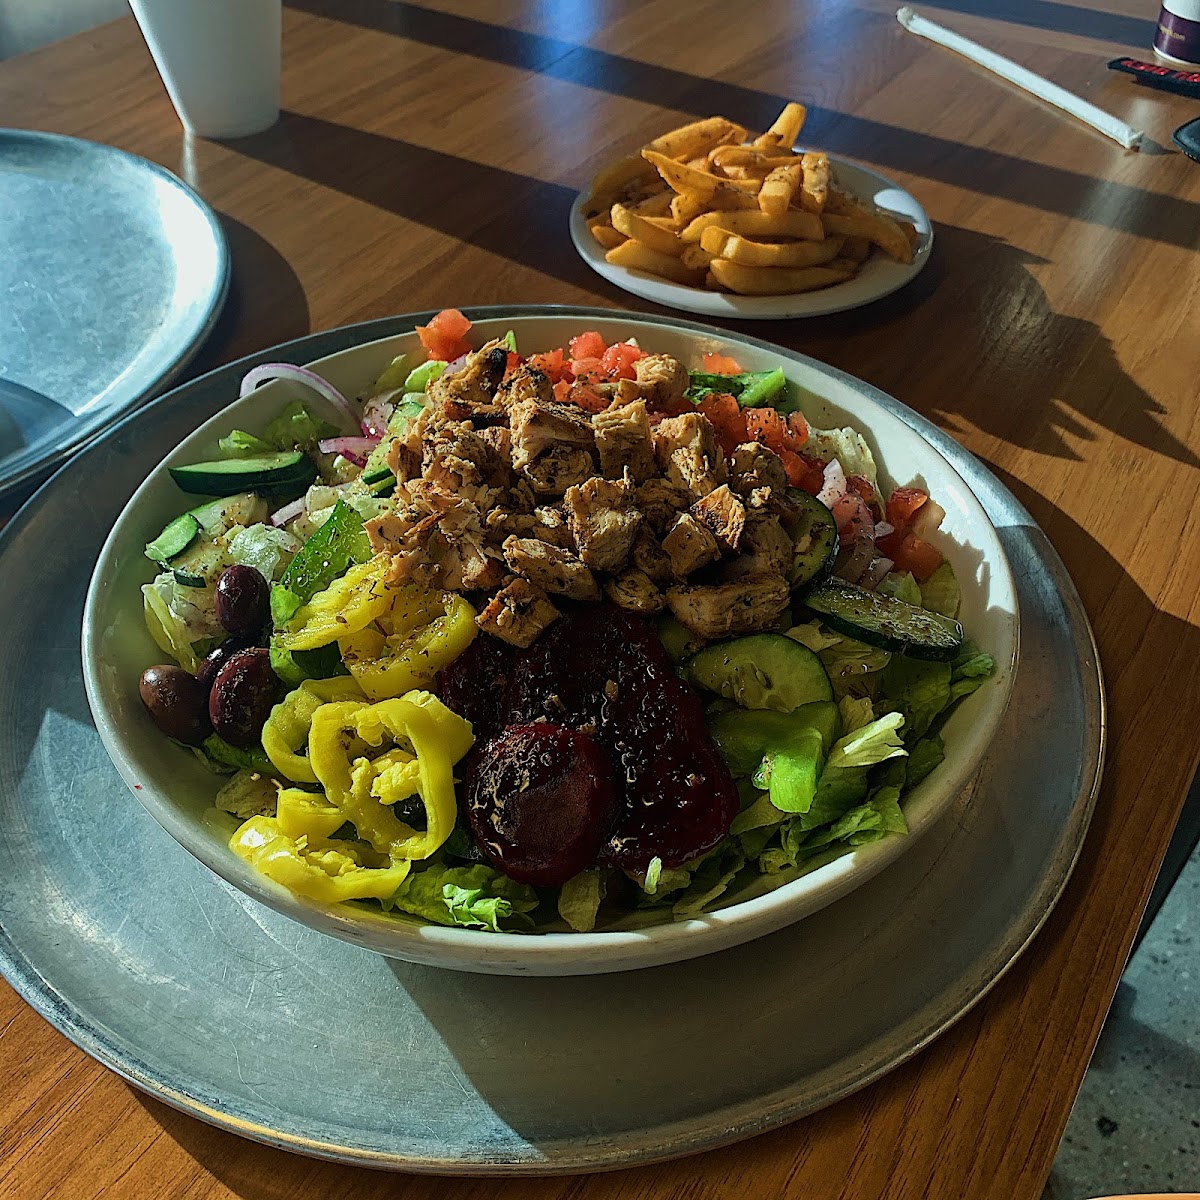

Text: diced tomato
xmin=886 ymin=486 xmax=928 ymax=531
xmin=528 ymin=348 xmax=573 ymax=385
xmin=793 ymin=453 xmax=826 ymax=496
xmin=552 ymin=379 xmax=572 ymax=402
xmin=744 ymin=408 xmax=786 ymax=454
xmin=785 ymin=410 xmax=809 ymax=449
xmin=569 ymin=331 xmax=607 ymax=362
xmin=697 ymin=393 xmax=748 ymax=455
xmin=702 ymin=352 xmax=742 ymax=374
xmin=567 ymin=381 xmax=609 ymax=413
xmin=877 ymin=530 xmax=943 ymax=581
xmin=570 ymin=355 xmax=605 ymax=384
xmin=415 ymin=323 xmax=472 ymax=363
xmin=427 ymin=308 xmax=471 ymax=340
xmin=600 ymin=340 xmax=646 ymax=380
xmin=846 ymin=474 xmax=875 ymax=506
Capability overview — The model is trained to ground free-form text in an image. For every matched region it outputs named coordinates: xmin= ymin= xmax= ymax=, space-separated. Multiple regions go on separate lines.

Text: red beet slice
xmin=438 ymin=634 xmax=517 ymax=744
xmin=501 ymin=606 xmax=739 ymax=872
xmin=466 ymin=722 xmax=618 ymax=887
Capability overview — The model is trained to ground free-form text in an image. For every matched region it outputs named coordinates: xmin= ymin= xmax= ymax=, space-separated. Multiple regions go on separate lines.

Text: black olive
xmin=215 ymin=565 xmax=270 ymax=639
xmin=208 ymin=648 xmax=280 ymax=746
xmin=195 ymin=636 xmax=252 ymax=692
xmin=139 ymin=665 xmax=212 ymax=746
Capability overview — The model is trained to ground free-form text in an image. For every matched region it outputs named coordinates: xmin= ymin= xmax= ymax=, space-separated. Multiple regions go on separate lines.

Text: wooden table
xmin=2 ymin=3 xmax=1199 ymax=1197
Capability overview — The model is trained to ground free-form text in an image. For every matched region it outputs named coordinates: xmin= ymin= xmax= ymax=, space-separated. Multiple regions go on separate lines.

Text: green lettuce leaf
xmin=403 ymin=359 xmax=448 ymax=392
xmin=263 ymin=400 xmax=339 ymax=451
xmin=227 ymin=524 xmax=300 ymax=582
xmin=219 ymin=429 xmax=275 ymax=458
xmin=919 ymin=561 xmax=960 ymax=617
xmin=672 ymin=843 xmax=746 ymax=916
xmin=558 ymin=869 xmax=604 ymax=932
xmin=824 ymin=712 xmax=907 ymax=772
xmin=786 ymin=619 xmax=843 ymax=652
xmin=878 ymin=570 xmax=922 ymax=607
xmin=806 ymin=425 xmax=879 ymax=496
xmin=685 ymin=368 xmax=787 ymax=407
xmin=369 ymin=353 xmax=412 ymax=397
xmin=392 ymin=864 xmax=538 ymax=932
xmin=905 ymin=734 xmax=945 ymax=789
xmin=839 ymin=695 xmax=874 ymax=733
xmin=879 ymin=656 xmax=952 ymax=741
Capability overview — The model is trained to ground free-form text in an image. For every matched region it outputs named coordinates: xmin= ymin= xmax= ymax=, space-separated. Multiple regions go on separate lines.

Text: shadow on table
xmin=285 ymin=0 xmax=1200 ymax=247
xmin=898 ymin=0 xmax=1156 ymax=44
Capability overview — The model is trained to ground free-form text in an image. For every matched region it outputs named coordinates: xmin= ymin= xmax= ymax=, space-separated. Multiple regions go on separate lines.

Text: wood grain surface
xmin=2 ymin=3 xmax=1199 ymax=1197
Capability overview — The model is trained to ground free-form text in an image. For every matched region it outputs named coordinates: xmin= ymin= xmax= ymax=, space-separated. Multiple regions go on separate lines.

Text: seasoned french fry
xmin=720 ymin=163 xmax=771 ymax=181
xmin=759 ymin=163 xmax=803 ymax=216
xmin=820 ymin=210 xmax=913 ymax=264
xmin=641 ymin=149 xmax=720 ymax=200
xmin=611 ymin=204 xmax=684 ymax=256
xmin=681 ymin=207 xmax=824 ymax=243
xmin=644 ymin=117 xmax=745 ymax=162
xmin=799 ymin=151 xmax=829 ymax=214
xmin=606 ymin=238 xmax=706 ymax=285
xmin=898 ymin=218 xmax=919 ymax=250
xmin=822 ymin=188 xmax=861 ymax=216
xmin=628 ymin=189 xmax=674 ymax=217
xmin=670 ymin=192 xmax=706 ymax=226
xmin=841 ymin=235 xmax=872 ymax=262
xmin=702 ymin=229 xmax=845 ymax=269
xmin=710 ymin=145 xmax=760 ymax=169
xmin=753 ymin=101 xmax=807 ymax=151
xmin=586 ymin=154 xmax=657 ymax=212
xmin=590 ymin=224 xmax=627 ymax=250
xmin=708 ymin=185 xmax=763 ymax=211
xmin=825 ymin=257 xmax=861 ymax=274
xmin=680 ymin=243 xmax=717 ymax=271
xmin=708 ymin=258 xmax=853 ymax=295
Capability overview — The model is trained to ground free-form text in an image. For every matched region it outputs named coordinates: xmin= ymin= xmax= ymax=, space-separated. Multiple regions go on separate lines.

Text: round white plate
xmin=81 ymin=311 xmax=1015 ymax=976
xmin=0 ymin=309 xmax=1103 ymax=1171
xmin=570 ymin=155 xmax=933 ymax=319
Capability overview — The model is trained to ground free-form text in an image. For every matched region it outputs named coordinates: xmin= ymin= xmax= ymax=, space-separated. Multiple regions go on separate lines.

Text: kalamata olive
xmin=466 ymin=722 xmax=618 ymax=887
xmin=139 ymin=664 xmax=212 ymax=746
xmin=208 ymin=648 xmax=280 ymax=746
xmin=215 ymin=565 xmax=270 ymax=638
xmin=195 ymin=636 xmax=252 ymax=692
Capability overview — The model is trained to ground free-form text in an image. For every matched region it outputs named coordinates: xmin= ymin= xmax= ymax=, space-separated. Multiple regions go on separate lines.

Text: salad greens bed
xmin=136 ymin=328 xmax=995 ymax=935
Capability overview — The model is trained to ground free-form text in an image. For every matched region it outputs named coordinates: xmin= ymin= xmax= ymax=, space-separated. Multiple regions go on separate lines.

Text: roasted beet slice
xmin=501 ymin=606 xmax=739 ymax=872
xmin=466 ymin=723 xmax=618 ymax=887
xmin=438 ymin=634 xmax=517 ymax=744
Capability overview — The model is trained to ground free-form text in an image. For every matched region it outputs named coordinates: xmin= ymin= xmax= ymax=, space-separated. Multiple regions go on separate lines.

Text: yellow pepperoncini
xmin=339 ymin=586 xmax=477 ymax=701
xmin=275 ymin=557 xmax=398 ymax=651
xmin=308 ymin=692 xmax=474 ymax=861
xmin=229 ymin=787 xmax=411 ymax=903
xmin=261 ymin=677 xmax=366 ymax=783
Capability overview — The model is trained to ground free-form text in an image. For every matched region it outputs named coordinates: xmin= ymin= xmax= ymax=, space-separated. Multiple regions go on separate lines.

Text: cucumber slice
xmin=188 ymin=492 xmax=269 ymax=535
xmin=803 ymin=578 xmax=964 ymax=661
xmin=144 ymin=513 xmax=200 ymax=564
xmin=169 ymin=452 xmax=317 ymax=498
xmin=172 ymin=569 xmax=207 ymax=588
xmin=782 ymin=489 xmax=838 ymax=589
xmin=657 ymin=613 xmax=702 ymax=664
xmin=167 ymin=538 xmax=229 ymax=587
xmin=685 ymin=632 xmax=833 ymax=712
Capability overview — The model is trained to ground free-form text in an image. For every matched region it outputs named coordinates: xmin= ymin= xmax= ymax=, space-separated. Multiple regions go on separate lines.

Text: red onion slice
xmin=442 ymin=353 xmax=470 ymax=379
xmin=874 ymin=521 xmax=895 ymax=539
xmin=835 ymin=531 xmax=876 ymax=583
xmin=360 ymin=396 xmax=395 ymax=439
xmin=316 ymin=435 xmax=379 ymax=467
xmin=859 ymin=557 xmax=895 ymax=590
xmin=239 ymin=363 xmax=358 ymax=428
xmin=816 ymin=458 xmax=847 ymax=509
xmin=269 ymin=497 xmax=306 ymax=527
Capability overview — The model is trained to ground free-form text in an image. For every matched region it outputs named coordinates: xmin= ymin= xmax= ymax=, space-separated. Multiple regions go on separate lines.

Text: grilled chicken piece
xmin=507 ymin=390 xmax=596 ymax=471
xmin=477 ymin=578 xmax=561 ymax=648
xmin=635 ymin=477 xmax=695 ymax=535
xmin=485 ymin=507 xmax=574 ymax=550
xmin=427 ymin=340 xmax=509 ymax=411
xmin=422 ymin=420 xmax=513 ymax=493
xmin=502 ymin=536 xmax=600 ymax=602
xmin=738 ymin=509 xmax=793 ymax=577
xmin=604 ymin=568 xmax=665 ymax=614
xmin=661 ymin=512 xmax=721 ymax=577
xmin=563 ymin=476 xmax=642 ymax=572
xmin=496 ymin=364 xmax=554 ymax=409
xmin=666 ymin=573 xmax=790 ymax=639
xmin=633 ymin=353 xmax=689 ymax=409
xmin=690 ymin=484 xmax=745 ymax=554
xmin=592 ymin=398 xmax=657 ymax=483
xmin=631 ymin=526 xmax=674 ymax=587
xmin=521 ymin=447 xmax=596 ymax=495
xmin=652 ymin=411 xmax=727 ymax=500
xmin=729 ymin=441 xmax=788 ymax=497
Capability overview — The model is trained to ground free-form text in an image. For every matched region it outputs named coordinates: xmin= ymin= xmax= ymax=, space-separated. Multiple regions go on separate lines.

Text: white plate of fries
xmin=572 ymin=103 xmax=932 ymax=320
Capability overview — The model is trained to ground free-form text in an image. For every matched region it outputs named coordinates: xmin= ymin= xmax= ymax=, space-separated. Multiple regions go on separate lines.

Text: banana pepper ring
xmin=230 ymin=787 xmax=411 ymax=903
xmin=276 ymin=557 xmax=398 ymax=651
xmin=339 ymin=586 xmax=477 ymax=701
xmin=261 ymin=677 xmax=366 ymax=783
xmin=308 ymin=692 xmax=474 ymax=861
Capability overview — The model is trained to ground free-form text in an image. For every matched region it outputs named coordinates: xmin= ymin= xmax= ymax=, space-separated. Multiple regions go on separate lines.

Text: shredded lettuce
xmin=142 ymin=571 xmax=223 ymax=672
xmin=218 ymin=429 xmax=275 ymax=458
xmin=825 ymin=712 xmax=907 ymax=772
xmin=263 ymin=400 xmax=339 ymax=451
xmin=878 ymin=571 xmax=922 ymax=607
xmin=838 ymin=695 xmax=875 ymax=734
xmin=786 ymin=620 xmax=843 ymax=652
xmin=227 ymin=524 xmax=300 ymax=582
xmin=214 ymin=769 xmax=279 ymax=819
xmin=879 ymin=657 xmax=952 ymax=742
xmin=806 ymin=424 xmax=879 ymax=495
xmin=391 ymin=864 xmax=538 ymax=932
xmin=919 ymin=561 xmax=960 ymax=617
xmin=403 ymin=360 xmax=447 ymax=392
xmin=558 ymin=869 xmax=604 ymax=932
xmin=905 ymin=735 xmax=945 ymax=790
xmin=369 ymin=353 xmax=412 ymax=397
xmin=672 ymin=844 xmax=746 ymax=916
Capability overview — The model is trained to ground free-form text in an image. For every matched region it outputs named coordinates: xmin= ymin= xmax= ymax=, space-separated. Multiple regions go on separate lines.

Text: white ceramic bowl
xmin=83 ymin=311 xmax=1018 ymax=976
xmin=569 ymin=155 xmax=933 ymax=320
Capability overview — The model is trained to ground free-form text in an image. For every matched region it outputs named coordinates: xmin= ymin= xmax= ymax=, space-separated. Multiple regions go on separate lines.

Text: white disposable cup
xmin=130 ymin=0 xmax=281 ymax=139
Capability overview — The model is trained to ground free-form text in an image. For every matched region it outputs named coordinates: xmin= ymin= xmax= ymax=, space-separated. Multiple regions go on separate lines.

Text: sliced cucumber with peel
xmin=168 ymin=451 xmax=316 ymax=497
xmin=144 ymin=513 xmax=200 ymax=564
xmin=685 ymin=632 xmax=833 ymax=712
xmin=782 ymin=489 xmax=838 ymax=589
xmin=803 ymin=578 xmax=963 ymax=661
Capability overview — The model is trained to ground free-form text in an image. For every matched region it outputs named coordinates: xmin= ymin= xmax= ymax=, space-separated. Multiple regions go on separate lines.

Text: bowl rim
xmin=82 ymin=304 xmax=1018 ymax=969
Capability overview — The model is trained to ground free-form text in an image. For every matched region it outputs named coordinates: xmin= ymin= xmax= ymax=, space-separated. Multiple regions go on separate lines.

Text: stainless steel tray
xmin=0 ymin=309 xmax=1104 ymax=1173
xmin=0 ymin=130 xmax=228 ymax=497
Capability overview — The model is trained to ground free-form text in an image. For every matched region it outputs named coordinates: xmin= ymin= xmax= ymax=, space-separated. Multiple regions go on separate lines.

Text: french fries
xmin=583 ymin=101 xmax=922 ymax=297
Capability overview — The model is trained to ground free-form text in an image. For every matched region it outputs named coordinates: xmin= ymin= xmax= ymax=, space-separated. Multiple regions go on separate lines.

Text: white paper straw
xmin=896 ymin=6 xmax=1143 ymax=150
